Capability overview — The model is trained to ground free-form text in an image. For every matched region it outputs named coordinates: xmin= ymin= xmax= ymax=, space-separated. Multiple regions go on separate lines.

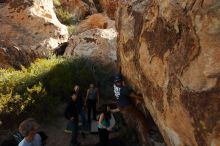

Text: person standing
xmin=85 ymin=83 xmax=100 ymax=123
xmin=18 ymin=118 xmax=41 ymax=146
xmin=74 ymin=85 xmax=86 ymax=127
xmin=65 ymin=94 xmax=80 ymax=146
xmin=112 ymin=74 xmax=151 ymax=146
xmin=97 ymin=104 xmax=113 ymax=146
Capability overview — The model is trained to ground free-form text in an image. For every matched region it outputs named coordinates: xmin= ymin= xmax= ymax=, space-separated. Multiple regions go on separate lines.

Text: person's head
xmin=114 ymin=74 xmax=123 ymax=87
xmin=100 ymin=104 xmax=110 ymax=113
xmin=74 ymin=85 xmax=79 ymax=92
xmin=101 ymin=104 xmax=111 ymax=121
xmin=72 ymin=94 xmax=77 ymax=101
xmin=89 ymin=83 xmax=94 ymax=88
xmin=19 ymin=118 xmax=39 ymax=138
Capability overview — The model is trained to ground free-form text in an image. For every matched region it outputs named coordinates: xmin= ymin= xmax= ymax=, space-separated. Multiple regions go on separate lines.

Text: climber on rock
xmin=112 ymin=74 xmax=152 ymax=146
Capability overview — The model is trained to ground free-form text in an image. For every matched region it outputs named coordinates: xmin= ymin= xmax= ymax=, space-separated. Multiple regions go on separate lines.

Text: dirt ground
xmin=40 ymin=104 xmax=122 ymax=146
xmin=0 ymin=104 xmax=123 ymax=146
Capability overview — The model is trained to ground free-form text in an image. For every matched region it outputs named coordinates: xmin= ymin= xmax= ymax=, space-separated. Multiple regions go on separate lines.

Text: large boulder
xmin=63 ymin=27 xmax=117 ymax=64
xmin=116 ymin=0 xmax=220 ymax=146
xmin=62 ymin=14 xmax=117 ymax=64
xmin=0 ymin=0 xmax=68 ymax=68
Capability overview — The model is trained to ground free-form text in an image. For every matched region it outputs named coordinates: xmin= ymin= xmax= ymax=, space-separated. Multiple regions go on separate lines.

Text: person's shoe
xmin=64 ymin=129 xmax=72 ymax=134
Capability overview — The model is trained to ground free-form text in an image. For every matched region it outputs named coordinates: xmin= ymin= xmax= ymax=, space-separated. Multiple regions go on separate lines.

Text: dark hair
xmin=100 ymin=104 xmax=111 ymax=122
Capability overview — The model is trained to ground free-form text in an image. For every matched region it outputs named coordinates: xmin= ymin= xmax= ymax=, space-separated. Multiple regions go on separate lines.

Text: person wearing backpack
xmin=65 ymin=93 xmax=81 ymax=146
xmin=85 ymin=83 xmax=100 ymax=123
xmin=97 ymin=104 xmax=113 ymax=146
xmin=18 ymin=118 xmax=41 ymax=146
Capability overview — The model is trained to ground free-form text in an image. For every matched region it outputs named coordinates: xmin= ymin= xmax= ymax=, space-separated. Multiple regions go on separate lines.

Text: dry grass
xmin=75 ymin=13 xmax=109 ymax=33
xmin=99 ymin=0 xmax=118 ymax=19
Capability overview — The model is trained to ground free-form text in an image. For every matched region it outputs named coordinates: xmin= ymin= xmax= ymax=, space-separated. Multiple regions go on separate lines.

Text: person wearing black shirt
xmin=65 ymin=94 xmax=80 ymax=146
xmin=74 ymin=85 xmax=86 ymax=127
xmin=112 ymin=74 xmax=151 ymax=146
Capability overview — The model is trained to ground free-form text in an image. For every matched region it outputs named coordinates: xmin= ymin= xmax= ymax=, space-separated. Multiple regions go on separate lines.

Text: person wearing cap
xmin=18 ymin=118 xmax=42 ymax=146
xmin=112 ymin=74 xmax=151 ymax=146
xmin=113 ymin=75 xmax=142 ymax=108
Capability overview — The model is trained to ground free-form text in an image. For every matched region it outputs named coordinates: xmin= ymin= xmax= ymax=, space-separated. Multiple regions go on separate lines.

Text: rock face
xmin=75 ymin=13 xmax=115 ymax=33
xmin=62 ymin=14 xmax=117 ymax=64
xmin=99 ymin=0 xmax=118 ymax=19
xmin=0 ymin=0 xmax=68 ymax=68
xmin=64 ymin=28 xmax=117 ymax=64
xmin=116 ymin=0 xmax=220 ymax=146
xmin=59 ymin=0 xmax=118 ymax=20
xmin=60 ymin=0 xmax=97 ymax=20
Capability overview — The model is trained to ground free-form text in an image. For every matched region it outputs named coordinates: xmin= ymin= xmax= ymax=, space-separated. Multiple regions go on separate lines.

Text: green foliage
xmin=53 ymin=0 xmax=61 ymax=6
xmin=68 ymin=25 xmax=75 ymax=34
xmin=55 ymin=7 xmax=73 ymax=25
xmin=0 ymin=56 xmax=115 ymax=127
xmin=0 ymin=56 xmax=64 ymax=124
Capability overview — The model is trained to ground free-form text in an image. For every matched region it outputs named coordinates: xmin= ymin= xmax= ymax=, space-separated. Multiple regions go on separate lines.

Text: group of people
xmin=65 ymin=83 xmax=99 ymax=132
xmin=65 ymin=83 xmax=110 ymax=146
xmin=65 ymin=74 xmax=151 ymax=146
xmin=2 ymin=74 xmax=151 ymax=146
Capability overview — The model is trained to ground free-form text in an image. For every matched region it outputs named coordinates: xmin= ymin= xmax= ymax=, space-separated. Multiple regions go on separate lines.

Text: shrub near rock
xmin=0 ymin=57 xmax=63 ymax=127
xmin=0 ymin=56 xmax=115 ymax=128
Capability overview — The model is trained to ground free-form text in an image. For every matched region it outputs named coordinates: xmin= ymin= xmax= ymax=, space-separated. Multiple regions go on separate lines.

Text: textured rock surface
xmin=59 ymin=0 xmax=118 ymax=20
xmin=0 ymin=0 xmax=68 ymax=68
xmin=60 ymin=0 xmax=97 ymax=20
xmin=75 ymin=13 xmax=115 ymax=33
xmin=99 ymin=0 xmax=118 ymax=19
xmin=116 ymin=0 xmax=220 ymax=146
xmin=63 ymin=27 xmax=117 ymax=64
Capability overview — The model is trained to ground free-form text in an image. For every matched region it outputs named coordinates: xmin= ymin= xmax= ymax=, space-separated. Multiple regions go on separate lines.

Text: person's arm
xmin=110 ymin=108 xmax=120 ymax=113
xmin=129 ymin=92 xmax=144 ymax=105
xmin=98 ymin=113 xmax=107 ymax=129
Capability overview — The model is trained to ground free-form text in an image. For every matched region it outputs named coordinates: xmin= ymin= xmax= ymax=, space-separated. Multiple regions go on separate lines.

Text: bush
xmin=68 ymin=25 xmax=75 ymax=34
xmin=0 ymin=57 xmax=116 ymax=127
xmin=55 ymin=7 xmax=73 ymax=25
xmin=53 ymin=0 xmax=61 ymax=6
xmin=0 ymin=57 xmax=63 ymax=126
